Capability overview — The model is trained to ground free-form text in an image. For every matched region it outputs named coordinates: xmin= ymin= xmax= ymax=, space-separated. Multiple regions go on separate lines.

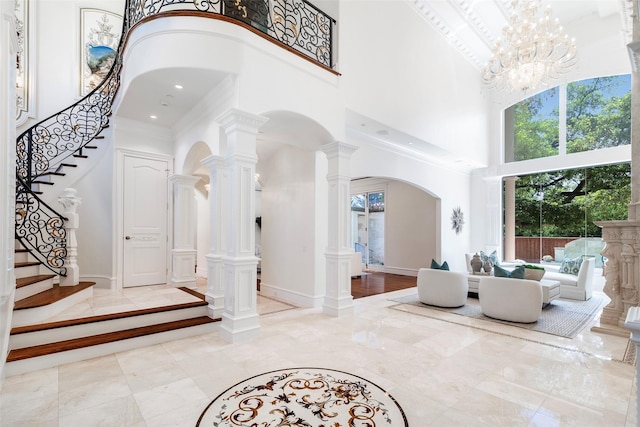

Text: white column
xmin=503 ymin=176 xmax=518 ymax=262
xmin=169 ymin=175 xmax=199 ymax=289
xmin=58 ymin=188 xmax=81 ymax=286
xmin=202 ymin=155 xmax=226 ymax=318
xmin=218 ymin=108 xmax=268 ymax=342
xmin=321 ymin=141 xmax=358 ymax=317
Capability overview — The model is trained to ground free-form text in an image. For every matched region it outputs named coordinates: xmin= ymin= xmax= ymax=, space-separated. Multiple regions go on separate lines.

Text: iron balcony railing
xmin=15 ymin=0 xmax=336 ymax=276
xmin=126 ymin=0 xmax=336 ymax=69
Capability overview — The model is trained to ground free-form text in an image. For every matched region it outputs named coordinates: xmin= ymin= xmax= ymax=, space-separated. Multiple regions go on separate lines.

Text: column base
xmin=323 ymin=295 xmax=354 ymax=317
xmin=59 ymin=266 xmax=79 ymax=287
xmin=220 ymin=312 xmax=260 ymax=343
xmin=206 ymin=292 xmax=224 ymax=319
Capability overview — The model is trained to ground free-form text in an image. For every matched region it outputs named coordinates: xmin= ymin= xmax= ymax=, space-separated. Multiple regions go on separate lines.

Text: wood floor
xmin=351 ymin=272 xmax=416 ymax=299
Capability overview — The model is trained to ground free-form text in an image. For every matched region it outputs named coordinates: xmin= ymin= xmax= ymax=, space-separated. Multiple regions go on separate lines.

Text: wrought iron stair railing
xmin=15 ymin=0 xmax=336 ymax=277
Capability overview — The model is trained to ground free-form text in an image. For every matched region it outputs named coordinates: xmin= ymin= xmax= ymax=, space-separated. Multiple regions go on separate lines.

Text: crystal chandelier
xmin=481 ymin=0 xmax=577 ymax=92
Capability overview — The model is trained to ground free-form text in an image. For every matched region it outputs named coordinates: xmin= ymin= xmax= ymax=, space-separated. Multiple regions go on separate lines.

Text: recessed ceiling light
xmin=150 ymin=115 xmax=157 ymax=119
xmin=174 ymin=84 xmax=183 ymax=89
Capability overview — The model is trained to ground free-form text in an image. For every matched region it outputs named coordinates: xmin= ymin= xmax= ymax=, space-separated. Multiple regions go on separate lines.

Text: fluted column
xmin=503 ymin=176 xmax=518 ymax=262
xmin=321 ymin=141 xmax=358 ymax=317
xmin=58 ymin=188 xmax=81 ymax=286
xmin=218 ymin=108 xmax=268 ymax=342
xmin=169 ymin=175 xmax=199 ymax=289
xmin=202 ymin=155 xmax=226 ymax=318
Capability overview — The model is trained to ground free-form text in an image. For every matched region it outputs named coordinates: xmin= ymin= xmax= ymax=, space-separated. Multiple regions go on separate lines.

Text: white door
xmin=123 ymin=155 xmax=169 ymax=287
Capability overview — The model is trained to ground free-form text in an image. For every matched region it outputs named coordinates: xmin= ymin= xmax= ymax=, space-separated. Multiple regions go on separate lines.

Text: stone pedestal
xmin=624 ymin=308 xmax=640 ymax=423
xmin=593 ymin=220 xmax=640 ymax=336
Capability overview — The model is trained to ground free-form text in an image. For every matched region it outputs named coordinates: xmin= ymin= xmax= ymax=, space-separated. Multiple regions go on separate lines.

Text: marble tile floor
xmin=1 ymin=286 xmax=636 ymax=426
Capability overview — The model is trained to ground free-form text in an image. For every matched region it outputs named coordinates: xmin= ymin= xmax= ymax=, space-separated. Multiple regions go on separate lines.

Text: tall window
xmin=505 ymin=74 xmax=630 ymax=163
xmin=350 ymin=192 xmax=385 ymax=267
xmin=507 ymin=163 xmax=630 ymax=263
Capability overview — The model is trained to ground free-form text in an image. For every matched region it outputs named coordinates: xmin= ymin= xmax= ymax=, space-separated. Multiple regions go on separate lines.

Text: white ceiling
xmin=114 ymin=0 xmax=633 ymax=167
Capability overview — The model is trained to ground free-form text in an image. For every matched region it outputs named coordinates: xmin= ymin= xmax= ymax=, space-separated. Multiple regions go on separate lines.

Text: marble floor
xmin=0 ymin=285 xmax=636 ymax=426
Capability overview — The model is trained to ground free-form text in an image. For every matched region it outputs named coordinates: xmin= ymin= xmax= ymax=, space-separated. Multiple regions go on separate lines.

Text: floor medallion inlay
xmin=196 ymin=367 xmax=408 ymax=426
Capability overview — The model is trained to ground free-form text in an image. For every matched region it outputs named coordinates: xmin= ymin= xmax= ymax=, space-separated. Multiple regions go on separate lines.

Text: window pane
xmin=509 ymin=163 xmax=630 ymax=262
xmin=509 ymin=88 xmax=559 ymax=162
xmin=566 ymin=75 xmax=631 ymax=153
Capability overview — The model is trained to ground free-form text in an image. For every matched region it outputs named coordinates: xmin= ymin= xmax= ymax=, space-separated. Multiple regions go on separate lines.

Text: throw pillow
xmin=493 ymin=265 xmax=525 ymax=279
xmin=559 ymin=257 xmax=583 ymax=276
xmin=430 ymin=259 xmax=450 ymax=271
xmin=480 ymin=250 xmax=500 ymax=267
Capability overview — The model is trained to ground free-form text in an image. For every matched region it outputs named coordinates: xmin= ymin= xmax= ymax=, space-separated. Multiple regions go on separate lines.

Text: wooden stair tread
xmin=15 ymin=261 xmax=40 ymax=268
xmin=16 ymin=274 xmax=55 ymax=288
xmin=11 ymin=299 xmax=208 ymax=335
xmin=13 ymin=282 xmax=95 ymax=310
xmin=178 ymin=287 xmax=206 ymax=301
xmin=7 ymin=316 xmax=218 ymax=362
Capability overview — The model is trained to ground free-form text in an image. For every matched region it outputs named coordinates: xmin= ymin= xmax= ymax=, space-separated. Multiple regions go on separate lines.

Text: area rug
xmin=196 ymin=367 xmax=408 ymax=426
xmin=390 ymin=293 xmax=606 ymax=339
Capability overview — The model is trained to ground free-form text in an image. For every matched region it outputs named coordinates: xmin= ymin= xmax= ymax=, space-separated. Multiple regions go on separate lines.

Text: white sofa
xmin=417 ymin=268 xmax=468 ymax=308
xmin=479 ymin=277 xmax=542 ymax=323
xmin=465 ymin=253 xmax=595 ymax=301
xmin=541 ymin=258 xmax=594 ymax=301
xmin=351 ymin=252 xmax=363 ymax=278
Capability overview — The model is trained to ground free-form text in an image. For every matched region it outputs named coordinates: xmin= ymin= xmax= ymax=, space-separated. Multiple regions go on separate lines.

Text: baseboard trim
xmin=82 ymin=275 xmax=117 ymax=290
xmin=259 ymin=283 xmax=323 ymax=308
xmin=383 ymin=267 xmax=418 ymax=277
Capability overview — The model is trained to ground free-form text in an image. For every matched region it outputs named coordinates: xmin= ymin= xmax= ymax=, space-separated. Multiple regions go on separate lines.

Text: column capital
xmin=216 ymin=108 xmax=269 ymax=134
xmin=503 ymin=176 xmax=519 ymax=183
xmin=202 ymin=154 xmax=226 ymax=171
xmin=320 ymin=141 xmax=359 ymax=158
xmin=168 ymin=174 xmax=200 ymax=186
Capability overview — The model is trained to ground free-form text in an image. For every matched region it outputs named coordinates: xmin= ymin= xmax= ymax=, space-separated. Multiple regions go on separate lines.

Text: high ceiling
xmin=407 ymin=0 xmax=632 ymax=71
xmin=114 ymin=0 xmax=634 ymax=169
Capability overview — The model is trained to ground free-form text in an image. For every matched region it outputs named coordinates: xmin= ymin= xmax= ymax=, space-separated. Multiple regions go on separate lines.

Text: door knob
xmin=125 ymin=236 xmax=131 ymax=240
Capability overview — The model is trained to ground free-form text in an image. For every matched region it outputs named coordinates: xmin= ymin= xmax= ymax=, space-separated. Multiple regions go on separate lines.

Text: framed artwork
xmin=80 ymin=9 xmax=122 ymax=96
xmin=15 ymin=0 xmax=35 ymax=125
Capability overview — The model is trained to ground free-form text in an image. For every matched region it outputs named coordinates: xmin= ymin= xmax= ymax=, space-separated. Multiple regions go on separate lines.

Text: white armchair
xmin=417 ymin=268 xmax=468 ymax=308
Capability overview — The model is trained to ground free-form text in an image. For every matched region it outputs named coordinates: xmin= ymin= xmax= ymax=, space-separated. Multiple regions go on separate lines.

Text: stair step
xmin=14 ymin=282 xmax=94 ymax=310
xmin=84 ymin=145 xmax=97 ymax=149
xmin=10 ymin=300 xmax=209 ymax=349
xmin=7 ymin=316 xmax=218 ymax=362
xmin=60 ymin=163 xmax=77 ymax=168
xmin=16 ymin=275 xmax=55 ymax=288
xmin=73 ymin=154 xmax=88 ymax=159
xmin=15 ymin=275 xmax=56 ymax=302
xmin=14 ymin=261 xmax=40 ymax=279
xmin=12 ymin=282 xmax=95 ymax=327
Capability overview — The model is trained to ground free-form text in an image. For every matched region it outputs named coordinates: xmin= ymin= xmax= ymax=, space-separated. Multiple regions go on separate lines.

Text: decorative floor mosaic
xmin=196 ymin=367 xmax=408 ymax=426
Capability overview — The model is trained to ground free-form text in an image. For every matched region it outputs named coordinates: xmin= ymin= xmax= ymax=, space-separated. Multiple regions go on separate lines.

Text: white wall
xmin=351 ymin=178 xmax=439 ymax=275
xmin=385 ymin=180 xmax=438 ymax=273
xmin=339 ymin=0 xmax=489 ymax=165
xmin=260 ymin=145 xmax=318 ymax=306
xmin=1 ymin=0 xmax=18 ymax=386
xmin=349 ymin=135 xmax=469 ymax=272
xmin=17 ymin=0 xmax=124 ymax=135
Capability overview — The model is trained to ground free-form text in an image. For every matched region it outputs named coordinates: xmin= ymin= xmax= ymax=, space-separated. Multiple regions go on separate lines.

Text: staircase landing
xmin=5 ymin=282 xmax=219 ymax=376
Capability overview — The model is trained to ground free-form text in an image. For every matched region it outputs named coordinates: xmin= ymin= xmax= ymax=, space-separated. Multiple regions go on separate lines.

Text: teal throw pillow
xmin=493 ymin=265 xmax=525 ymax=279
xmin=430 ymin=259 xmax=450 ymax=271
xmin=480 ymin=250 xmax=500 ymax=267
xmin=559 ymin=257 xmax=583 ymax=276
